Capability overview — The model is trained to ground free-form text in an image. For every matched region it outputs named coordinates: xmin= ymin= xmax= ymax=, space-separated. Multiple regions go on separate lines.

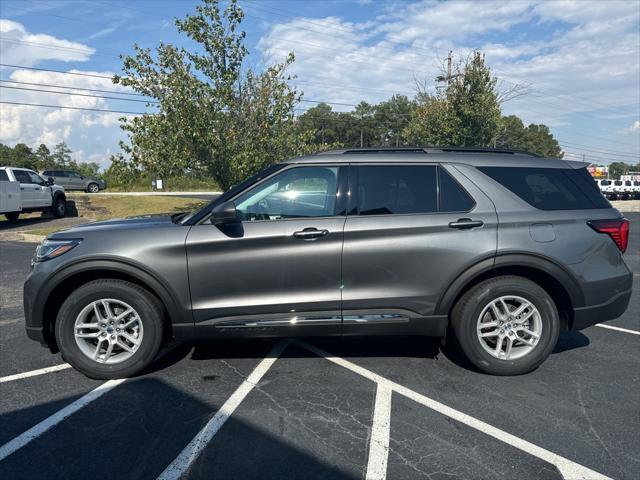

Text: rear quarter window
xmin=478 ymin=166 xmax=611 ymax=210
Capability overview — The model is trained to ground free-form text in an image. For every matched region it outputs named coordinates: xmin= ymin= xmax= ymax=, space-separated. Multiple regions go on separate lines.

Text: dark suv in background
xmin=41 ymin=169 xmax=107 ymax=193
xmin=24 ymin=148 xmax=632 ymax=379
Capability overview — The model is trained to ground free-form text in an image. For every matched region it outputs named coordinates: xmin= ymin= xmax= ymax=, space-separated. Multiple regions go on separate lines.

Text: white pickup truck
xmin=0 ymin=167 xmax=67 ymax=221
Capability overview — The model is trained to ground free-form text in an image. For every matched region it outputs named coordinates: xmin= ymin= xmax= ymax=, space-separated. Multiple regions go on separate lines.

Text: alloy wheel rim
xmin=74 ymin=299 xmax=143 ymax=364
xmin=476 ymin=295 xmax=542 ymax=361
xmin=89 ymin=184 xmax=98 ymax=192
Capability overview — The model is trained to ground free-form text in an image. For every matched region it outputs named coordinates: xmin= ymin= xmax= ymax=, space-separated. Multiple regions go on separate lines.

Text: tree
xmin=35 ymin=144 xmax=55 ymax=170
xmin=52 ymin=142 xmax=72 ymax=167
xmin=495 ymin=115 xmax=563 ymax=157
xmin=10 ymin=143 xmax=37 ymax=169
xmin=405 ymin=51 xmax=562 ymax=156
xmin=112 ymin=0 xmax=316 ymax=190
xmin=373 ymin=95 xmax=415 ymax=146
xmin=608 ymin=162 xmax=632 ymax=178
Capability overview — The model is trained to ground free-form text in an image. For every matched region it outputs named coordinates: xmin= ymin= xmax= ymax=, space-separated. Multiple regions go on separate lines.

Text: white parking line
xmin=0 ymin=378 xmax=126 ymax=461
xmin=0 ymin=364 xmax=71 ymax=383
xmin=595 ymin=323 xmax=640 ymax=336
xmin=157 ymin=340 xmax=289 ymax=480
xmin=297 ymin=341 xmax=611 ymax=480
xmin=366 ymin=383 xmax=392 ymax=480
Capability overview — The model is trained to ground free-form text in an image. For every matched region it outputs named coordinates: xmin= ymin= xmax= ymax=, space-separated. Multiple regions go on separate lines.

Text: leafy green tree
xmin=405 ymin=51 xmax=562 ymax=157
xmin=373 ymin=95 xmax=415 ymax=146
xmin=35 ymin=144 xmax=55 ymax=169
xmin=608 ymin=162 xmax=633 ymax=178
xmin=448 ymin=52 xmax=501 ymax=146
xmin=112 ymin=0 xmax=315 ymax=190
xmin=9 ymin=143 xmax=37 ymax=169
xmin=51 ymin=142 xmax=72 ymax=167
xmin=495 ymin=115 xmax=563 ymax=157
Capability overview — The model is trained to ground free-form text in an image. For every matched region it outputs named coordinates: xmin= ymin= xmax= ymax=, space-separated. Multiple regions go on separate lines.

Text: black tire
xmin=4 ymin=212 xmax=19 ymax=221
xmin=55 ymin=279 xmax=164 ymax=379
xmin=52 ymin=195 xmax=66 ymax=218
xmin=87 ymin=183 xmax=99 ymax=193
xmin=451 ymin=275 xmax=560 ymax=376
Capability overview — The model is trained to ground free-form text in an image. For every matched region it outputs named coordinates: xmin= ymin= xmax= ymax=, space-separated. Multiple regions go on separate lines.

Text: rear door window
xmin=355 ymin=165 xmax=438 ymax=215
xmin=479 ymin=167 xmax=610 ymax=210
xmin=0 ymin=170 xmax=9 ymax=181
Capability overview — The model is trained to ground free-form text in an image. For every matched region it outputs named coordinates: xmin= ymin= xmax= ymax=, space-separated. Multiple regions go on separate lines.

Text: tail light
xmin=588 ymin=218 xmax=630 ymax=253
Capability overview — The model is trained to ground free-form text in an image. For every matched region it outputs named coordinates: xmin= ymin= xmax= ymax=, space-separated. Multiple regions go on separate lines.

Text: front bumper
xmin=571 ymin=288 xmax=633 ymax=331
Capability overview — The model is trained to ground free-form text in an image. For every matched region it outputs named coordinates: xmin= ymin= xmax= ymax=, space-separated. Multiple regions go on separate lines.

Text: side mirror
xmin=47 ymin=177 xmax=55 ymax=186
xmin=210 ymin=200 xmax=238 ymax=225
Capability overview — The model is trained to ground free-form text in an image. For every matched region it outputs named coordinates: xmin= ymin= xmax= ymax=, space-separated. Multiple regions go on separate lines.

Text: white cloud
xmin=0 ymin=68 xmax=137 ymax=169
xmin=623 ymin=120 xmax=640 ymax=134
xmin=257 ymin=0 xmax=639 ymax=156
xmin=0 ymin=19 xmax=94 ymax=66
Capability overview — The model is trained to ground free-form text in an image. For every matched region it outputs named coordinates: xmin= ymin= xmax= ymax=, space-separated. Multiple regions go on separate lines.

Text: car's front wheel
xmin=55 ymin=279 xmax=164 ymax=379
xmin=87 ymin=182 xmax=99 ymax=193
xmin=451 ymin=276 xmax=560 ymax=376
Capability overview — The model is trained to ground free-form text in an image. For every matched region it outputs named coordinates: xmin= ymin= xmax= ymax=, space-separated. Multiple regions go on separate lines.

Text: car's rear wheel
xmin=52 ymin=196 xmax=66 ymax=218
xmin=4 ymin=212 xmax=19 ymax=221
xmin=451 ymin=276 xmax=560 ymax=376
xmin=55 ymin=279 xmax=164 ymax=379
xmin=87 ymin=183 xmax=99 ymax=193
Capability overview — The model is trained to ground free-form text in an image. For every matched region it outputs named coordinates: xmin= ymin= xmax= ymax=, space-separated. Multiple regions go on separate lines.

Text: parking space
xmin=0 ymin=214 xmax=638 ymax=480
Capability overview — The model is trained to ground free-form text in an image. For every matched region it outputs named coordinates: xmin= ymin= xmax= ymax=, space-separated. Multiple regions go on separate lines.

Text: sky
xmin=0 ymin=0 xmax=638 ymax=170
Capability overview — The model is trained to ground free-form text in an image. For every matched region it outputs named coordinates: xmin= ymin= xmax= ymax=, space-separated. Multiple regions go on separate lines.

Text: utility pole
xmin=360 ymin=128 xmax=364 ymax=148
xmin=436 ymin=51 xmax=459 ymax=86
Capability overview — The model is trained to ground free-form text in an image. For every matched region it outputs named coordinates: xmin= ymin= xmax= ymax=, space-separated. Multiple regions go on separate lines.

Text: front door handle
xmin=448 ymin=218 xmax=484 ymax=229
xmin=293 ymin=228 xmax=329 ymax=240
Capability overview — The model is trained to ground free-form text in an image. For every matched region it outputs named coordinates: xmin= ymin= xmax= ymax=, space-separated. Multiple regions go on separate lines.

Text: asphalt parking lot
xmin=0 ymin=214 xmax=638 ymax=480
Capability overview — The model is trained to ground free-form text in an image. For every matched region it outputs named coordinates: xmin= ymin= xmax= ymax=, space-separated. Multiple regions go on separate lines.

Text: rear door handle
xmin=293 ymin=228 xmax=329 ymax=240
xmin=448 ymin=218 xmax=484 ymax=229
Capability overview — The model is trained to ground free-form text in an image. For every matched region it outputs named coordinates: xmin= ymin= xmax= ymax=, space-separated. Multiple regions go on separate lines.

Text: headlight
xmin=35 ymin=239 xmax=81 ymax=262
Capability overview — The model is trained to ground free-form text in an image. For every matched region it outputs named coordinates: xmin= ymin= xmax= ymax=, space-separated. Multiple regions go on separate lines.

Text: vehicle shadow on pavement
xmin=142 ymin=336 xmax=443 ymax=377
xmin=0 ymin=377 xmax=356 ymax=480
xmin=143 ymin=331 xmax=591 ymax=378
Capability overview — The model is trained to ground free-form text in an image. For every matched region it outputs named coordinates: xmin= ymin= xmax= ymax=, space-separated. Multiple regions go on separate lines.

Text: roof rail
xmin=434 ymin=147 xmax=539 ymax=157
xmin=316 ymin=147 xmax=427 ymax=155
xmin=316 ymin=146 xmax=539 ymax=157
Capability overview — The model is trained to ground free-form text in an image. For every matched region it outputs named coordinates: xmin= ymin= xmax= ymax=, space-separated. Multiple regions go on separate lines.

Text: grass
xmin=3 ymin=194 xmax=207 ymax=237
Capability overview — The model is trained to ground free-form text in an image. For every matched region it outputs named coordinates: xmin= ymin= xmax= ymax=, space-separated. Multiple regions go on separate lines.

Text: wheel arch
xmin=37 ymin=260 xmax=186 ymax=352
xmin=436 ymin=253 xmax=585 ymax=331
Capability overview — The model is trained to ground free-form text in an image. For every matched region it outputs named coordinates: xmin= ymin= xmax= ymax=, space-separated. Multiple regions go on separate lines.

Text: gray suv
xmin=41 ymin=169 xmax=107 ymax=193
xmin=24 ymin=148 xmax=632 ymax=379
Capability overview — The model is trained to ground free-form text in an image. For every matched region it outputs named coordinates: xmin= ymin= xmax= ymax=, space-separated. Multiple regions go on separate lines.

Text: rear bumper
xmin=571 ymin=288 xmax=633 ymax=331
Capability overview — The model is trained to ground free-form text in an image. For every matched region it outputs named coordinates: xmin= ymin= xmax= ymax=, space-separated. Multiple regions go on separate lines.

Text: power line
xmin=0 ymin=79 xmax=150 ymax=97
xmin=0 ymin=100 xmax=146 ymax=115
xmin=559 ymin=144 xmax=639 ymax=160
xmin=0 ymin=85 xmax=160 ymax=104
xmin=244 ymin=0 xmax=640 ymax=115
xmin=557 ymin=139 xmax=640 ymax=157
xmin=0 ymin=38 xmax=116 ymax=58
xmin=0 ymin=64 xmax=114 ymax=79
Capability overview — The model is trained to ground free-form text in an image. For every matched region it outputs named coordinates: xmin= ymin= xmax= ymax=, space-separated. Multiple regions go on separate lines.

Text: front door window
xmin=234 ymin=166 xmax=340 ymax=221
